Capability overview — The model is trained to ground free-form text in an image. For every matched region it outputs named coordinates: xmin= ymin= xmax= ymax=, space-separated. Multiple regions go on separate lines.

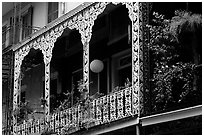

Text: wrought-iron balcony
xmin=2 ymin=24 xmax=40 ymax=50
xmin=8 ymin=85 xmax=138 ymax=135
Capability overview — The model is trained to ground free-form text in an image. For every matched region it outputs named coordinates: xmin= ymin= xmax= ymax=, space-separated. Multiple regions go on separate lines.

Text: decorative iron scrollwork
xmin=13 ymin=2 xmax=143 ymax=134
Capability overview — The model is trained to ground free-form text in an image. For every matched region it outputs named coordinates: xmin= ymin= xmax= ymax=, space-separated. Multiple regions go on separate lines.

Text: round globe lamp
xmin=90 ymin=59 xmax=104 ymax=73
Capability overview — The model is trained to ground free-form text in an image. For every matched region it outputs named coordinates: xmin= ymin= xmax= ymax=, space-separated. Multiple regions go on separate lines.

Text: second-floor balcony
xmin=2 ymin=2 xmax=202 ymax=135
xmin=7 ymin=85 xmax=138 ymax=135
xmin=2 ymin=24 xmax=40 ymax=50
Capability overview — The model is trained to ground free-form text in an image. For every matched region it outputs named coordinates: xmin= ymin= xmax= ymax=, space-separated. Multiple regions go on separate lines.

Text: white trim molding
xmin=140 ymin=105 xmax=202 ymax=127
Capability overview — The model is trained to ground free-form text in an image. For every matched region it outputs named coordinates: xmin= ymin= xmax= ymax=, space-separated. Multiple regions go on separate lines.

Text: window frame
xmin=111 ymin=48 xmax=132 ymax=90
xmin=21 ymin=7 xmax=33 ymax=40
xmin=2 ymin=25 xmax=7 ymax=49
xmin=47 ymin=2 xmax=59 ymax=23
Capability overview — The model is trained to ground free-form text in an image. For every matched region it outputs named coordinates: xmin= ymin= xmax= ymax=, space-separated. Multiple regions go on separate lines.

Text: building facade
xmin=2 ymin=2 xmax=202 ymax=135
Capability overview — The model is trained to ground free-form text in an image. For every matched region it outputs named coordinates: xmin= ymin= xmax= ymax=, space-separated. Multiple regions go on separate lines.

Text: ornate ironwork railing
xmin=11 ymin=85 xmax=138 ymax=135
xmin=2 ymin=126 xmax=13 ymax=135
xmin=2 ymin=24 xmax=40 ymax=49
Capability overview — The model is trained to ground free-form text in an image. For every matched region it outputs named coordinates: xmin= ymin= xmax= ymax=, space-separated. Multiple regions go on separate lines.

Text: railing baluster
xmin=78 ymin=104 xmax=82 ymax=128
xmin=68 ymin=108 xmax=72 ymax=125
xmin=36 ymin=120 xmax=40 ymax=134
xmin=76 ymin=106 xmax=80 ymax=131
xmin=58 ymin=111 xmax=63 ymax=133
xmin=55 ymin=112 xmax=60 ymax=134
xmin=95 ymin=97 xmax=102 ymax=125
xmin=89 ymin=99 xmax=96 ymax=128
xmin=60 ymin=111 xmax=63 ymax=133
xmin=74 ymin=106 xmax=77 ymax=127
xmin=70 ymin=106 xmax=77 ymax=133
xmin=66 ymin=108 xmax=72 ymax=134
xmin=84 ymin=104 xmax=89 ymax=128
xmin=50 ymin=114 xmax=54 ymax=132
xmin=29 ymin=121 xmax=32 ymax=135
xmin=81 ymin=105 xmax=84 ymax=128
xmin=117 ymin=89 xmax=124 ymax=119
xmin=17 ymin=125 xmax=21 ymax=135
xmin=54 ymin=113 xmax=57 ymax=133
xmin=24 ymin=122 xmax=26 ymax=134
xmin=60 ymin=111 xmax=65 ymax=132
xmin=18 ymin=125 xmax=20 ymax=135
xmin=24 ymin=121 xmax=27 ymax=135
xmin=40 ymin=118 xmax=44 ymax=134
xmin=31 ymin=120 xmax=34 ymax=134
xmin=20 ymin=123 xmax=23 ymax=135
xmin=26 ymin=121 xmax=29 ymax=135
xmin=64 ymin=109 xmax=68 ymax=126
xmin=110 ymin=92 xmax=117 ymax=122
xmin=25 ymin=121 xmax=28 ymax=135
xmin=22 ymin=121 xmax=25 ymax=135
xmin=13 ymin=126 xmax=17 ymax=135
xmin=16 ymin=125 xmax=21 ymax=135
xmin=103 ymin=95 xmax=109 ymax=124
xmin=28 ymin=121 xmax=31 ymax=135
xmin=125 ymin=87 xmax=132 ymax=116
xmin=59 ymin=112 xmax=62 ymax=134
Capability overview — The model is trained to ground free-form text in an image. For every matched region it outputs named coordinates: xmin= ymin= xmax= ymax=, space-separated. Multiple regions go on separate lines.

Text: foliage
xmin=49 ymin=90 xmax=72 ymax=113
xmin=170 ymin=10 xmax=202 ymax=42
xmin=41 ymin=128 xmax=56 ymax=135
xmin=13 ymin=101 xmax=34 ymax=124
xmin=112 ymin=78 xmax=132 ymax=93
xmin=77 ymin=79 xmax=89 ymax=105
xmin=40 ymin=97 xmax=47 ymax=107
xmin=148 ymin=11 xmax=202 ymax=112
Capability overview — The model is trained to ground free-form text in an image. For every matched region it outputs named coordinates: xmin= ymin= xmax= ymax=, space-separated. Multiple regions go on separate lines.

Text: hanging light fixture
xmin=90 ymin=59 xmax=104 ymax=73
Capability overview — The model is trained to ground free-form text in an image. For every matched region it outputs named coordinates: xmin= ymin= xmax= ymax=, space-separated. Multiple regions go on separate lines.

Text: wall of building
xmin=2 ymin=2 xmax=84 ymax=30
xmin=65 ymin=2 xmax=83 ymax=14
xmin=2 ymin=9 xmax=13 ymax=26
xmin=32 ymin=2 xmax=84 ymax=27
xmin=2 ymin=82 xmax=8 ymax=128
xmin=32 ymin=2 xmax=47 ymax=28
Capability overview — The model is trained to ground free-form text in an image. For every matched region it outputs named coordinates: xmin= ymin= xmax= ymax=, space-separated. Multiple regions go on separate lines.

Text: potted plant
xmin=77 ymin=79 xmax=89 ymax=106
xmin=13 ymin=101 xmax=33 ymax=125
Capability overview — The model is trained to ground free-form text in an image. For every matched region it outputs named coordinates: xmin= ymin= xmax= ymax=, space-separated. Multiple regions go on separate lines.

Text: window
xmin=60 ymin=2 xmax=66 ymax=15
xmin=89 ymin=59 xmax=109 ymax=96
xmin=109 ymin=6 xmax=129 ymax=43
xmin=2 ymin=26 xmax=7 ymax=49
xmin=50 ymin=79 xmax=58 ymax=96
xmin=48 ymin=2 xmax=58 ymax=23
xmin=118 ymin=55 xmax=132 ymax=87
xmin=20 ymin=86 xmax=26 ymax=103
xmin=111 ymin=49 xmax=132 ymax=89
xmin=99 ymin=59 xmax=109 ymax=94
xmin=22 ymin=7 xmax=33 ymax=40
xmin=14 ymin=17 xmax=20 ymax=43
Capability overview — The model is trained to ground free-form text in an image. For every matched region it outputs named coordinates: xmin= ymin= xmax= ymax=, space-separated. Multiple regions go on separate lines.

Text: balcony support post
xmin=39 ymin=30 xmax=64 ymax=125
xmin=136 ymin=124 xmax=140 ymax=135
xmin=125 ymin=2 xmax=150 ymax=118
xmin=13 ymin=44 xmax=32 ymax=134
xmin=123 ymin=2 xmax=141 ymax=116
xmin=75 ymin=2 xmax=108 ymax=93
